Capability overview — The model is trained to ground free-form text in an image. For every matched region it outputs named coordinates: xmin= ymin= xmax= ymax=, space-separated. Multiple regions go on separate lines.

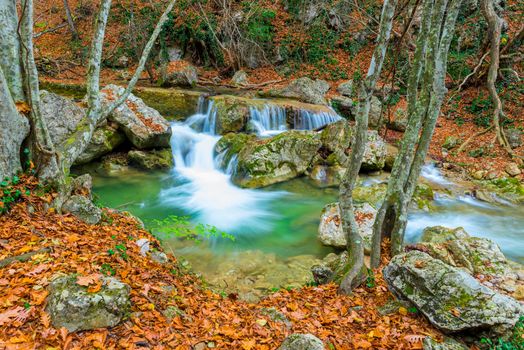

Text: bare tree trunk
xmin=480 ymin=0 xmax=513 ymax=156
xmin=0 ymin=0 xmax=25 ymax=101
xmin=63 ymin=0 xmax=78 ymax=39
xmin=337 ymin=0 xmax=398 ymax=294
xmin=370 ymin=0 xmax=462 ymax=267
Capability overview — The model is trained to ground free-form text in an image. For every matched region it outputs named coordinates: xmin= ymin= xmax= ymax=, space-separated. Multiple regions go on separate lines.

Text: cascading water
xmin=249 ymin=105 xmax=287 ymax=137
xmin=293 ymin=109 xmax=341 ymax=130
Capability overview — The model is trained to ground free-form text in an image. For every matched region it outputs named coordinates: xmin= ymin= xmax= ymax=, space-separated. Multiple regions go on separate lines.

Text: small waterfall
xmin=293 ymin=109 xmax=341 ymax=130
xmin=185 ymin=98 xmax=218 ymax=134
xmin=249 ymin=104 xmax=341 ymax=136
xmin=249 ymin=105 xmax=288 ymax=136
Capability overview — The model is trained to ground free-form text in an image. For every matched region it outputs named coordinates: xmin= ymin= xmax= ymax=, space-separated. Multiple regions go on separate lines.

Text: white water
xmin=420 ymin=163 xmax=452 ymax=185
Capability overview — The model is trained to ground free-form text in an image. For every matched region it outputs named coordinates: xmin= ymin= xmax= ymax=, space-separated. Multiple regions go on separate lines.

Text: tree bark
xmin=370 ymin=0 xmax=462 ymax=267
xmin=63 ymin=0 xmax=78 ymax=39
xmin=337 ymin=0 xmax=398 ymax=294
xmin=0 ymin=0 xmax=25 ymax=101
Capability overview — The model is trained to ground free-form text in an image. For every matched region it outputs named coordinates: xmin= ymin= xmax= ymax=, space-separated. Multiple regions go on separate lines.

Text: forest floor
xmin=0 ymin=176 xmax=446 ymax=349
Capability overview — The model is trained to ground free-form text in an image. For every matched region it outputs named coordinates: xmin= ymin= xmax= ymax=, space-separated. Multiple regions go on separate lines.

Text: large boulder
xmin=383 ymin=251 xmax=524 ymax=336
xmin=160 ymin=61 xmax=198 ymax=87
xmin=232 ymin=130 xmax=322 ymax=188
xmin=74 ymin=123 xmax=126 ymax=164
xmin=416 ymin=226 xmax=514 ymax=278
xmin=62 ymin=195 xmax=102 ymax=225
xmin=277 ymin=334 xmax=324 ymax=350
xmin=361 ymin=130 xmax=387 ymax=171
xmin=128 ymin=148 xmax=174 ymax=170
xmin=336 ymin=80 xmax=353 ymax=97
xmin=265 ymin=77 xmax=330 ymax=105
xmin=210 ymin=95 xmax=250 ymax=134
xmin=215 ymin=133 xmax=256 ymax=171
xmin=318 ymin=202 xmax=377 ymax=252
xmin=100 ymin=84 xmax=172 ymax=149
xmin=368 ymin=95 xmax=383 ymax=129
xmin=387 ymin=107 xmax=408 ymax=132
xmin=46 ymin=275 xmax=130 ymax=332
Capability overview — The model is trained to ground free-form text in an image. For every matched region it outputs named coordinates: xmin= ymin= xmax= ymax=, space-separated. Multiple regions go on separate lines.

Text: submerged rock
xmin=264 ymin=77 xmax=330 ymax=105
xmin=62 ymin=195 xmax=102 ymax=225
xmin=318 ymin=202 xmax=376 ymax=252
xmin=100 ymin=84 xmax=172 ymax=149
xmin=383 ymin=251 xmax=524 ymax=337
xmin=277 ymin=334 xmax=324 ymax=350
xmin=128 ymin=148 xmax=174 ymax=170
xmin=46 ymin=274 xmax=130 ymax=332
xmin=232 ymin=130 xmax=322 ymax=188
xmin=75 ymin=123 xmax=126 ymax=165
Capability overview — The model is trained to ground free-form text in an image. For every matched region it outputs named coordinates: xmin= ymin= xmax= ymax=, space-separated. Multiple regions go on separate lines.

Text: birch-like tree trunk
xmin=337 ymin=0 xmax=398 ymax=294
xmin=370 ymin=0 xmax=462 ymax=267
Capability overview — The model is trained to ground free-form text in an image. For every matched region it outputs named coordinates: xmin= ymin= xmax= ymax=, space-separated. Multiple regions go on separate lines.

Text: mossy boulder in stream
xmin=232 ymin=130 xmax=322 ymax=188
xmin=210 ymin=95 xmax=251 ymax=134
xmin=214 ymin=133 xmax=256 ymax=170
xmin=383 ymin=251 xmax=524 ymax=337
xmin=128 ymin=148 xmax=174 ymax=170
xmin=318 ymin=202 xmax=376 ymax=252
xmin=46 ymin=275 xmax=130 ymax=332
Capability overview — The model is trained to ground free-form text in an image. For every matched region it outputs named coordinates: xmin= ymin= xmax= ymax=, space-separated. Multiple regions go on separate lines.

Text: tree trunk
xmin=337 ymin=0 xmax=398 ymax=294
xmin=63 ymin=0 xmax=78 ymax=39
xmin=0 ymin=0 xmax=25 ymax=101
xmin=370 ymin=0 xmax=462 ymax=267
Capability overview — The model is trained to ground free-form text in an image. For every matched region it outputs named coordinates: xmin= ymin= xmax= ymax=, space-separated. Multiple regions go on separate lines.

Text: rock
xmin=514 ymin=285 xmax=524 ymax=300
xmin=210 ymin=95 xmax=250 ymax=134
xmin=336 ymin=80 xmax=353 ymax=97
xmin=70 ymin=174 xmax=93 ymax=200
xmin=232 ymin=130 xmax=322 ymax=188
xmin=116 ymin=55 xmax=129 ymax=68
xmin=135 ymin=238 xmax=150 ymax=256
xmin=215 ymin=133 xmax=257 ymax=170
xmin=62 ymin=195 xmax=102 ymax=225
xmin=265 ymin=77 xmax=330 ymax=105
xmin=422 ymin=337 xmax=468 ymax=350
xmin=353 ymin=183 xmax=387 ymax=206
xmin=368 ymin=96 xmax=383 ymax=129
xmin=151 ymin=251 xmax=169 ymax=264
xmin=318 ymin=202 xmax=376 ymax=252
xmin=163 ymin=305 xmax=186 ymax=320
xmin=46 ymin=275 xmax=130 ymax=332
xmin=98 ymin=153 xmax=129 ymax=175
xmin=231 ymin=70 xmax=248 ymax=86
xmin=471 ymin=170 xmax=485 ymax=180
xmin=260 ymin=307 xmax=292 ymax=328
xmin=128 ymin=148 xmax=174 ymax=170
xmin=388 ymin=107 xmax=408 ymax=132
xmin=330 ymin=95 xmax=355 ymax=119
xmin=100 ymin=84 xmax=171 ymax=149
xmin=160 ymin=61 xmax=198 ymax=87
xmin=277 ymin=334 xmax=324 ymax=350
xmin=504 ymin=129 xmax=522 ymax=149
xmin=312 ymin=251 xmax=349 ymax=285
xmin=361 ymin=130 xmax=387 ymax=171
xmin=383 ymin=251 xmax=524 ymax=336
xmin=385 ymin=144 xmax=398 ymax=170
xmin=442 ymin=136 xmax=461 ymax=150
xmin=418 ymin=226 xmax=513 ymax=277
xmin=40 ymin=90 xmax=90 ymax=167
xmin=307 ymin=164 xmax=345 ymax=188
xmin=74 ymin=123 xmax=126 ymax=164
xmin=505 ymin=162 xmax=521 ymax=176
xmin=166 ymin=47 xmax=183 ymax=62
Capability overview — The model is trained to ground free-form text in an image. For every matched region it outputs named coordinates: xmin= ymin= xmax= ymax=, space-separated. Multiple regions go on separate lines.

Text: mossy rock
xmin=128 ymin=148 xmax=174 ymax=170
xmin=134 ymin=87 xmax=204 ymax=120
xmin=210 ymin=95 xmax=252 ymax=134
xmin=214 ymin=133 xmax=256 ymax=170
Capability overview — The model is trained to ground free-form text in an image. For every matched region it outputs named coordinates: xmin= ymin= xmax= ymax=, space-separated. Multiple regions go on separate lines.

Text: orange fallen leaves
xmin=0 ymin=176 xmax=444 ymax=349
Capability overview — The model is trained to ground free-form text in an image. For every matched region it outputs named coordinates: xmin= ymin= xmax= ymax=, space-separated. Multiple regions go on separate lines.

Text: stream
xmin=85 ymin=96 xmax=524 ymax=296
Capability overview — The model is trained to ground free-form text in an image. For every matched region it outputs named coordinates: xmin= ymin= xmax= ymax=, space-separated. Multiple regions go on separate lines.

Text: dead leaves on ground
xmin=0 ymin=176 xmax=442 ymax=349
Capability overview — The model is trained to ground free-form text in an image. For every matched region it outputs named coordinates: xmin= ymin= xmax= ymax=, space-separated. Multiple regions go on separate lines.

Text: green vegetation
xmin=481 ymin=316 xmax=524 ymax=350
xmin=149 ymin=215 xmax=235 ymax=244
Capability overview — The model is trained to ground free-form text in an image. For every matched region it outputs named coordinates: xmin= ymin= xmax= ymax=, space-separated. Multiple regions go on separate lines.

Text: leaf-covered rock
xmin=277 ymin=333 xmax=324 ymax=350
xmin=46 ymin=275 xmax=130 ymax=332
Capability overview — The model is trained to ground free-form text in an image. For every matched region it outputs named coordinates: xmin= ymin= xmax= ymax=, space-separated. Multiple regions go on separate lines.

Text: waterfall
xmin=160 ymin=99 xmax=282 ymax=232
xmin=249 ymin=105 xmax=287 ymax=136
xmin=293 ymin=109 xmax=341 ymax=130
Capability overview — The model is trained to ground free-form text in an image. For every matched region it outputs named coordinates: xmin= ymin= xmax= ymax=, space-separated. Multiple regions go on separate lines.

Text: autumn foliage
xmin=0 ymin=176 xmax=449 ymax=349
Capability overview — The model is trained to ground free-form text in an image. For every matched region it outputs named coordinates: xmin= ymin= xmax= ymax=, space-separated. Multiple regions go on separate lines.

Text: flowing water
xmin=87 ymin=97 xmax=524 ymax=286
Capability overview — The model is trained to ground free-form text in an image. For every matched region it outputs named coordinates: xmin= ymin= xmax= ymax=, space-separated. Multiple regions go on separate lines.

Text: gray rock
xmin=383 ymin=251 xmax=524 ymax=336
xmin=422 ymin=337 xmax=468 ymax=350
xmin=368 ymin=96 xmax=383 ymax=129
xmin=210 ymin=95 xmax=250 ymax=134
xmin=62 ymin=195 xmax=102 ymax=225
xmin=330 ymin=95 xmax=355 ymax=119
xmin=505 ymin=162 xmax=521 ymax=177
xmin=46 ymin=275 xmax=130 ymax=332
xmin=504 ymin=128 xmax=522 ymax=149
xmin=260 ymin=307 xmax=292 ymax=328
xmin=361 ymin=130 xmax=387 ymax=171
xmin=307 ymin=164 xmax=345 ymax=188
xmin=265 ymin=77 xmax=330 ymax=105
xmin=318 ymin=202 xmax=376 ymax=252
xmin=75 ymin=123 xmax=126 ymax=164
xmin=311 ymin=251 xmax=349 ymax=285
xmin=232 ymin=130 xmax=322 ymax=188
xmin=128 ymin=148 xmax=174 ymax=170
xmin=387 ymin=107 xmax=408 ymax=132
xmin=442 ymin=136 xmax=461 ymax=150
xmin=277 ymin=334 xmax=324 ymax=350
xmin=336 ymin=80 xmax=353 ymax=97
xmin=160 ymin=61 xmax=198 ymax=87
xmin=135 ymin=238 xmax=150 ymax=256
xmin=100 ymin=84 xmax=172 ymax=149
xmin=151 ymin=251 xmax=169 ymax=265
xmin=231 ymin=70 xmax=248 ymax=86
xmin=70 ymin=174 xmax=93 ymax=200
